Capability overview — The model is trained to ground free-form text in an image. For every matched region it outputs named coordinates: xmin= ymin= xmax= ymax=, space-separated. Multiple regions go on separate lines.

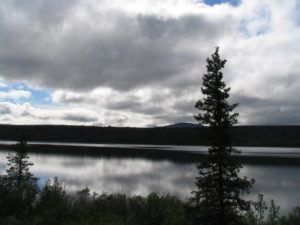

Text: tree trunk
xmin=219 ymin=149 xmax=225 ymax=225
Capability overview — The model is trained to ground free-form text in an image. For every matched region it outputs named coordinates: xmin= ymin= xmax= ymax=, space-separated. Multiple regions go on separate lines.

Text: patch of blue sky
xmin=237 ymin=20 xmax=252 ymax=38
xmin=294 ymin=2 xmax=300 ymax=26
xmin=238 ymin=7 xmax=271 ymax=38
xmin=0 ymin=81 xmax=53 ymax=106
xmin=28 ymin=88 xmax=53 ymax=106
xmin=202 ymin=0 xmax=241 ymax=7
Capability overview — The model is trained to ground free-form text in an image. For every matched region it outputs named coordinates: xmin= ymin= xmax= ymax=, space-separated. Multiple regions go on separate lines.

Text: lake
xmin=1 ymin=142 xmax=300 ymax=215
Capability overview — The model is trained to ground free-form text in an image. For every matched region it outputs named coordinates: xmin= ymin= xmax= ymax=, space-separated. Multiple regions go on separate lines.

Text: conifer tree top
xmin=194 ymin=47 xmax=238 ymax=129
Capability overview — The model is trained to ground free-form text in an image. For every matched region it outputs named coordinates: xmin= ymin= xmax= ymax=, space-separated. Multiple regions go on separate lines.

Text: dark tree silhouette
xmin=5 ymin=136 xmax=38 ymax=191
xmin=192 ymin=47 xmax=254 ymax=225
xmin=0 ymin=135 xmax=39 ymax=221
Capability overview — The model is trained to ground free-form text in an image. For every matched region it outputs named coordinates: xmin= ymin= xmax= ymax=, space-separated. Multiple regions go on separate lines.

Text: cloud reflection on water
xmin=0 ymin=150 xmax=300 ymax=214
xmin=241 ymin=165 xmax=300 ymax=214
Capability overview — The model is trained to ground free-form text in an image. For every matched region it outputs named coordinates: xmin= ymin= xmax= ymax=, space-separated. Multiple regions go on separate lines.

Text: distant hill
xmin=163 ymin=122 xmax=203 ymax=128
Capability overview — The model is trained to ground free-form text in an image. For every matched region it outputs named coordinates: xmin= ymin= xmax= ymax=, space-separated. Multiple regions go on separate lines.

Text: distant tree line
xmin=0 ymin=125 xmax=300 ymax=147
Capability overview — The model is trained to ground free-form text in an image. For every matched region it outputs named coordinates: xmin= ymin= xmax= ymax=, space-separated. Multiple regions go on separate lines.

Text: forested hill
xmin=0 ymin=125 xmax=299 ymax=147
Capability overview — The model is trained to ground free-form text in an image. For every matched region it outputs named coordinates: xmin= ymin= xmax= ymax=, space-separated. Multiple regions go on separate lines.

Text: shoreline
xmin=1 ymin=142 xmax=300 ymax=166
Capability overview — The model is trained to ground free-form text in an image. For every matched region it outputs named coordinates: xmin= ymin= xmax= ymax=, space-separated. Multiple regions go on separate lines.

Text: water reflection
xmin=0 ymin=150 xmax=300 ymax=214
xmin=0 ymin=151 xmax=197 ymax=198
xmin=241 ymin=165 xmax=300 ymax=214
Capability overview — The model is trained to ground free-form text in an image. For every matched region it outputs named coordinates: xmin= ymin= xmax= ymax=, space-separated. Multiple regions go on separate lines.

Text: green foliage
xmin=243 ymin=194 xmax=281 ymax=225
xmin=5 ymin=137 xmax=38 ymax=191
xmin=1 ymin=216 xmax=21 ymax=225
xmin=278 ymin=207 xmax=300 ymax=225
xmin=266 ymin=200 xmax=280 ymax=225
xmin=245 ymin=194 xmax=268 ymax=225
xmin=0 ymin=137 xmax=39 ymax=224
xmin=34 ymin=177 xmax=71 ymax=225
xmin=144 ymin=193 xmax=190 ymax=225
xmin=254 ymin=193 xmax=268 ymax=225
xmin=192 ymin=47 xmax=254 ymax=225
xmin=0 ymin=178 xmax=191 ymax=225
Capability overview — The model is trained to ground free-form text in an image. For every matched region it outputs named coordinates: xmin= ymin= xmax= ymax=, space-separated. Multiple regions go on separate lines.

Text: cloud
xmin=0 ymin=103 xmax=12 ymax=115
xmin=0 ymin=90 xmax=31 ymax=100
xmin=0 ymin=0 xmax=300 ymax=126
xmin=62 ymin=112 xmax=98 ymax=123
xmin=0 ymin=81 xmax=7 ymax=88
xmin=50 ymin=87 xmax=200 ymax=126
xmin=0 ymin=102 xmax=101 ymax=125
xmin=0 ymin=0 xmax=228 ymax=91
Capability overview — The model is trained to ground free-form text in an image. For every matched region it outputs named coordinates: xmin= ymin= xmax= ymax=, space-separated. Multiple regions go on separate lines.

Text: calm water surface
xmin=1 ymin=145 xmax=300 ymax=215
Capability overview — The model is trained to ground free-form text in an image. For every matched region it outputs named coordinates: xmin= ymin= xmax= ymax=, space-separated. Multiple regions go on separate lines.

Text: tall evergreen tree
xmin=192 ymin=47 xmax=254 ymax=225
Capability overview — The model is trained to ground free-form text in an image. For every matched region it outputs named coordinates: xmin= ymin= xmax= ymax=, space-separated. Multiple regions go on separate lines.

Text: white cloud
xmin=0 ymin=90 xmax=31 ymax=100
xmin=0 ymin=102 xmax=102 ymax=125
xmin=50 ymin=86 xmax=199 ymax=126
xmin=0 ymin=81 xmax=7 ymax=88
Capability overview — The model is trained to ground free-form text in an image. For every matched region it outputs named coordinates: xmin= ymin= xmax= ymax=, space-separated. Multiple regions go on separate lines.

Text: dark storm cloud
xmin=12 ymin=0 xmax=77 ymax=25
xmin=243 ymin=105 xmax=300 ymax=125
xmin=106 ymin=97 xmax=165 ymax=115
xmin=231 ymin=94 xmax=267 ymax=108
xmin=231 ymin=94 xmax=300 ymax=125
xmin=172 ymin=100 xmax=198 ymax=114
xmin=107 ymin=98 xmax=142 ymax=111
xmin=137 ymin=14 xmax=222 ymax=41
xmin=154 ymin=114 xmax=195 ymax=125
xmin=0 ymin=0 xmax=223 ymax=91
xmin=62 ymin=113 xmax=98 ymax=123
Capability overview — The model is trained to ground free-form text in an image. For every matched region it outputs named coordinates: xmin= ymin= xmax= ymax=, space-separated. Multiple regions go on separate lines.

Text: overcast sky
xmin=0 ymin=0 xmax=300 ymax=127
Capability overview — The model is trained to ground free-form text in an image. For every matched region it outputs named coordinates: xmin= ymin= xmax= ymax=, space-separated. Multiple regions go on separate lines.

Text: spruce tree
xmin=2 ymin=136 xmax=39 ymax=219
xmin=192 ymin=47 xmax=254 ymax=225
xmin=5 ymin=136 xmax=38 ymax=191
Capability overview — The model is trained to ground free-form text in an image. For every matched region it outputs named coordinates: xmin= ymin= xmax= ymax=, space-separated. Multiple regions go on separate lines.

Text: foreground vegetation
xmin=1 ymin=174 xmax=300 ymax=225
xmin=0 ymin=182 xmax=191 ymax=225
